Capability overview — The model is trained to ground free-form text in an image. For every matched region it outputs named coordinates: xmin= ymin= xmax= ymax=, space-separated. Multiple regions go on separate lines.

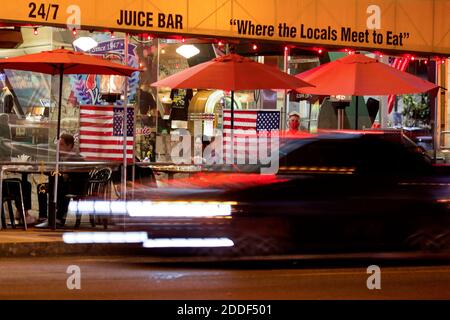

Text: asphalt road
xmin=0 ymin=255 xmax=450 ymax=300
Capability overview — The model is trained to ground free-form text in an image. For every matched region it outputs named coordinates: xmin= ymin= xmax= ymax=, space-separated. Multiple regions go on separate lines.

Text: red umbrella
xmin=0 ymin=48 xmax=139 ymax=229
xmin=0 ymin=48 xmax=138 ymax=136
xmin=296 ymin=53 xmax=437 ymax=95
xmin=151 ymin=53 xmax=313 ymax=129
xmin=0 ymin=49 xmax=138 ymax=76
xmin=295 ymin=53 xmax=438 ymax=128
xmin=152 ymin=53 xmax=312 ymax=91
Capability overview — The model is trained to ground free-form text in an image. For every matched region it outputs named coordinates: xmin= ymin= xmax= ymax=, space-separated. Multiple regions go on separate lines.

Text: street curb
xmin=0 ymin=241 xmax=147 ymax=257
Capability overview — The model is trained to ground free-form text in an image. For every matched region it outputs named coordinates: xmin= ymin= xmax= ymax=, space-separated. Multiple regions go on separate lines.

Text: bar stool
xmin=1 ymin=178 xmax=27 ymax=230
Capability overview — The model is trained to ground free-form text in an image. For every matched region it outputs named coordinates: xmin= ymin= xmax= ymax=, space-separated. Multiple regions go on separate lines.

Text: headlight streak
xmin=62 ymin=232 xmax=234 ymax=248
xmin=279 ymin=166 xmax=356 ymax=174
xmin=142 ymin=238 xmax=234 ymax=248
xmin=68 ymin=200 xmax=236 ymax=217
xmin=63 ymin=232 xmax=148 ymax=244
xmin=399 ymin=182 xmax=450 ymax=186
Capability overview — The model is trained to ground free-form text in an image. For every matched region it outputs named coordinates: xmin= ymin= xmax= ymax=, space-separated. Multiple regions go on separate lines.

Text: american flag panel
xmin=79 ymin=105 xmax=134 ymax=162
xmin=223 ymin=110 xmax=280 ymax=161
xmin=387 ymin=57 xmax=410 ymax=114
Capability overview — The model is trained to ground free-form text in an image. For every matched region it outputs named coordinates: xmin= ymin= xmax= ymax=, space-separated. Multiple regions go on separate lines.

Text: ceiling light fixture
xmin=73 ymin=37 xmax=99 ymax=52
xmin=176 ymin=44 xmax=200 ymax=59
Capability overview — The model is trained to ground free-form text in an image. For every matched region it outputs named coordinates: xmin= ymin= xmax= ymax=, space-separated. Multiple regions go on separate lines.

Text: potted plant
xmin=402 ymin=94 xmax=430 ymax=128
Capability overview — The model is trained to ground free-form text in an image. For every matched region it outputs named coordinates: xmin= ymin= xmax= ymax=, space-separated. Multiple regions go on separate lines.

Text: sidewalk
xmin=0 ymin=227 xmax=145 ymax=257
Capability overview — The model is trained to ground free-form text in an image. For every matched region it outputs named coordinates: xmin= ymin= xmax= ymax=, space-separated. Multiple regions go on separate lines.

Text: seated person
xmin=36 ymin=182 xmax=48 ymax=223
xmin=36 ymin=133 xmax=88 ymax=228
xmin=21 ymin=178 xmax=34 ymax=224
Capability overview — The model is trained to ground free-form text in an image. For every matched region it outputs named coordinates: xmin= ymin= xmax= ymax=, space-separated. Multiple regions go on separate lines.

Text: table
xmin=137 ymin=162 xmax=203 ymax=180
xmin=0 ymin=161 xmax=121 ymax=230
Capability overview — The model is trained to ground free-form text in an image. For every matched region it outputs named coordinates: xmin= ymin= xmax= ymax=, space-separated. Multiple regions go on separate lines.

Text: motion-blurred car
xmin=69 ymin=131 xmax=450 ymax=256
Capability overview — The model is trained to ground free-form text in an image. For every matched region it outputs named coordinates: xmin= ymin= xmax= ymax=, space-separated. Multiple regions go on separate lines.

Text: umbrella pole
xmin=230 ymin=90 xmax=234 ymax=164
xmin=122 ymin=34 xmax=130 ymax=201
xmin=308 ymin=102 xmax=312 ymax=131
xmin=52 ymin=65 xmax=64 ymax=230
xmin=355 ymin=96 xmax=359 ymax=130
xmin=433 ymin=91 xmax=438 ymax=164
xmin=337 ymin=108 xmax=345 ymax=130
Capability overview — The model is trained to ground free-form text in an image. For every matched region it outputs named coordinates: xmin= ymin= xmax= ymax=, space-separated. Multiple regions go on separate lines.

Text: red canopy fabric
xmin=295 ymin=54 xmax=438 ymax=96
xmin=151 ymin=53 xmax=313 ymax=91
xmin=0 ymin=49 xmax=138 ymax=76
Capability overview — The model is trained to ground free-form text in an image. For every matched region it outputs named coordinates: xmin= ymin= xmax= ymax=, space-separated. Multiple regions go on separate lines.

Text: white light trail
xmin=68 ymin=200 xmax=235 ymax=217
xmin=142 ymin=238 xmax=234 ymax=248
xmin=63 ymin=232 xmax=148 ymax=244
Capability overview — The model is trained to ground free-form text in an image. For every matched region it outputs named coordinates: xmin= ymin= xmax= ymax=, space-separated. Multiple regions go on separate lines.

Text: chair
xmin=0 ymin=114 xmax=30 ymax=231
xmin=1 ymin=178 xmax=27 ymax=230
xmin=73 ymin=167 xmax=112 ymax=229
xmin=0 ymin=113 xmax=12 ymax=160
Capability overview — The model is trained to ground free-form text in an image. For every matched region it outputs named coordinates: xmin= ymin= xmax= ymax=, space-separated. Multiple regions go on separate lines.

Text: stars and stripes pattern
xmin=223 ymin=110 xmax=280 ymax=161
xmin=387 ymin=57 xmax=410 ymax=114
xmin=79 ymin=105 xmax=134 ymax=162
